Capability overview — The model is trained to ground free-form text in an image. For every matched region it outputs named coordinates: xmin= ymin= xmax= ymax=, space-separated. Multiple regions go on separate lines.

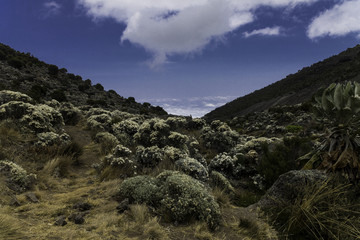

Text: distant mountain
xmin=0 ymin=43 xmax=167 ymax=116
xmin=205 ymin=44 xmax=360 ymax=121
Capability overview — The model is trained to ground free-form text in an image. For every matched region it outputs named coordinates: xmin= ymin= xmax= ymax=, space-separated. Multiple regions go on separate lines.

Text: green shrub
xmin=28 ymin=84 xmax=47 ymax=101
xmin=158 ymin=171 xmax=221 ymax=230
xmin=59 ymin=68 xmax=67 ymax=73
xmin=51 ymin=90 xmax=67 ymax=102
xmin=78 ymin=84 xmax=90 ymax=92
xmin=48 ymin=64 xmax=59 ymax=76
xmin=285 ymin=125 xmax=303 ymax=133
xmin=118 ymin=175 xmax=162 ymax=205
xmin=94 ymin=83 xmax=104 ymax=91
xmin=67 ymin=73 xmax=76 ymax=80
xmin=127 ymin=97 xmax=135 ymax=103
xmin=0 ymin=50 xmax=6 ymax=60
xmin=304 ymin=82 xmax=360 ymax=182
xmin=117 ymin=171 xmax=221 ymax=230
xmin=7 ymin=57 xmax=24 ymax=69
xmin=259 ymin=137 xmax=312 ymax=188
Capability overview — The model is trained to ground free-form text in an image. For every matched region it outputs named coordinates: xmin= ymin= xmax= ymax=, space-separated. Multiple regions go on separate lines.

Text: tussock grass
xmin=0 ymin=212 xmax=24 ymax=240
xmin=275 ymin=179 xmax=360 ymax=239
xmin=194 ymin=222 xmax=214 ymax=240
xmin=42 ymin=156 xmax=73 ymax=177
xmin=212 ymin=187 xmax=231 ymax=208
xmin=0 ymin=120 xmax=23 ymax=145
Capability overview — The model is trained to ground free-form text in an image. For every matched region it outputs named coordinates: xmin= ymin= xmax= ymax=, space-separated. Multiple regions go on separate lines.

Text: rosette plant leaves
xmin=303 ymin=82 xmax=360 ymax=182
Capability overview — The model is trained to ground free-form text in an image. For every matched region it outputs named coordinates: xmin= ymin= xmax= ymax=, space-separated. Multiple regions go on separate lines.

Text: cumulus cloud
xmin=244 ymin=26 xmax=282 ymax=38
xmin=78 ymin=0 xmax=319 ymax=66
xmin=307 ymin=0 xmax=360 ymax=39
xmin=43 ymin=1 xmax=62 ymax=17
xmin=140 ymin=96 xmax=236 ymax=117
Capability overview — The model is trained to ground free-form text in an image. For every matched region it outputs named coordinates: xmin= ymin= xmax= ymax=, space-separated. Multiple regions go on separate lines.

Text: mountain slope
xmin=205 ymin=44 xmax=360 ymax=121
xmin=0 ymin=43 xmax=167 ymax=116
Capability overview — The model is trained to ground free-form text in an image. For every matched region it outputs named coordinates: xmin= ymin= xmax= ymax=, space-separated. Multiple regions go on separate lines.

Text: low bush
xmin=48 ymin=64 xmax=59 ymax=76
xmin=117 ymin=171 xmax=221 ymax=230
xmin=7 ymin=57 xmax=24 ymax=69
xmin=51 ymin=89 xmax=67 ymax=102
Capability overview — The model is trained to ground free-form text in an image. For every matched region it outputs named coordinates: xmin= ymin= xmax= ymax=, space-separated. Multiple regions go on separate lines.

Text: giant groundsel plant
xmin=304 ymin=82 xmax=360 ymax=181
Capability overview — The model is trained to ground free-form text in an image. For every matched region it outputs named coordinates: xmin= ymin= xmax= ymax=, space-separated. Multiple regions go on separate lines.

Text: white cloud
xmin=78 ymin=0 xmax=319 ymax=67
xmin=139 ymin=95 xmax=236 ymax=117
xmin=43 ymin=1 xmax=62 ymax=17
xmin=307 ymin=0 xmax=360 ymax=39
xmin=244 ymin=26 xmax=282 ymax=38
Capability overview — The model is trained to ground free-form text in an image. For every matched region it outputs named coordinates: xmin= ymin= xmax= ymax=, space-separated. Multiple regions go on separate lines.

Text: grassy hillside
xmin=0 ymin=43 xmax=167 ymax=116
xmin=1 ymin=43 xmax=360 ymax=240
xmin=205 ymin=44 xmax=360 ymax=121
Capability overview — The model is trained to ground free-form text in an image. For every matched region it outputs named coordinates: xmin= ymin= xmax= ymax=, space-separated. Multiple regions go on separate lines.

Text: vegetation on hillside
xmin=205 ymin=44 xmax=360 ymax=121
xmin=1 ymin=43 xmax=360 ymax=239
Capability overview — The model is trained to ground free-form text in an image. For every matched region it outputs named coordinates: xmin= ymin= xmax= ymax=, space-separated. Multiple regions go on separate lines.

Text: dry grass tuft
xmin=129 ymin=204 xmax=150 ymax=224
xmin=194 ymin=222 xmax=214 ymax=240
xmin=212 ymin=187 xmax=231 ymax=208
xmin=275 ymin=179 xmax=360 ymax=239
xmin=42 ymin=156 xmax=73 ymax=177
xmin=0 ymin=212 xmax=24 ymax=240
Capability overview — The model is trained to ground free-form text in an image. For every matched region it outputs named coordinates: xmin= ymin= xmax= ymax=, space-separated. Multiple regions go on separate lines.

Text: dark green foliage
xmin=0 ymin=50 xmax=6 ymax=60
xmin=304 ymin=82 xmax=360 ymax=182
xmin=258 ymin=137 xmax=312 ymax=188
xmin=127 ymin=97 xmax=135 ymax=103
xmin=150 ymin=106 xmax=168 ymax=115
xmin=78 ymin=83 xmax=90 ymax=92
xmin=28 ymin=85 xmax=47 ymax=101
xmin=108 ymin=89 xmax=118 ymax=95
xmin=84 ymin=79 xmax=92 ymax=86
xmin=117 ymin=171 xmax=221 ymax=230
xmin=143 ymin=102 xmax=151 ymax=108
xmin=74 ymin=75 xmax=82 ymax=81
xmin=86 ymin=99 xmax=108 ymax=107
xmin=67 ymin=73 xmax=76 ymax=80
xmin=48 ymin=64 xmax=59 ymax=76
xmin=59 ymin=68 xmax=67 ymax=73
xmin=285 ymin=125 xmax=303 ymax=133
xmin=118 ymin=175 xmax=162 ymax=205
xmin=94 ymin=83 xmax=104 ymax=91
xmin=7 ymin=57 xmax=24 ymax=69
xmin=51 ymin=89 xmax=67 ymax=102
xmin=11 ymin=79 xmax=21 ymax=89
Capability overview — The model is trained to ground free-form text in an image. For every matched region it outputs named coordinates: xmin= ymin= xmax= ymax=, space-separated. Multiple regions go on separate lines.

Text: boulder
xmin=255 ymin=170 xmax=329 ymax=211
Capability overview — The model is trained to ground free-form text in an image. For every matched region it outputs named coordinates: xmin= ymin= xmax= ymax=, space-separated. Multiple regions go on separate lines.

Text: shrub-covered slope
xmin=205 ymin=44 xmax=360 ymax=121
xmin=1 ymin=44 xmax=360 ymax=240
xmin=0 ymin=43 xmax=167 ymax=116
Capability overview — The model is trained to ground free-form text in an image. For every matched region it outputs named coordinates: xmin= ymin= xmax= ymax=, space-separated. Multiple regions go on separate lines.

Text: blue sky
xmin=1 ymin=0 xmax=360 ymax=117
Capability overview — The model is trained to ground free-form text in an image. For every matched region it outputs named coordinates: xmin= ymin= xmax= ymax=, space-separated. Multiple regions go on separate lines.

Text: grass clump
xmin=274 ymin=179 xmax=360 ymax=239
xmin=0 ymin=213 xmax=24 ymax=240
